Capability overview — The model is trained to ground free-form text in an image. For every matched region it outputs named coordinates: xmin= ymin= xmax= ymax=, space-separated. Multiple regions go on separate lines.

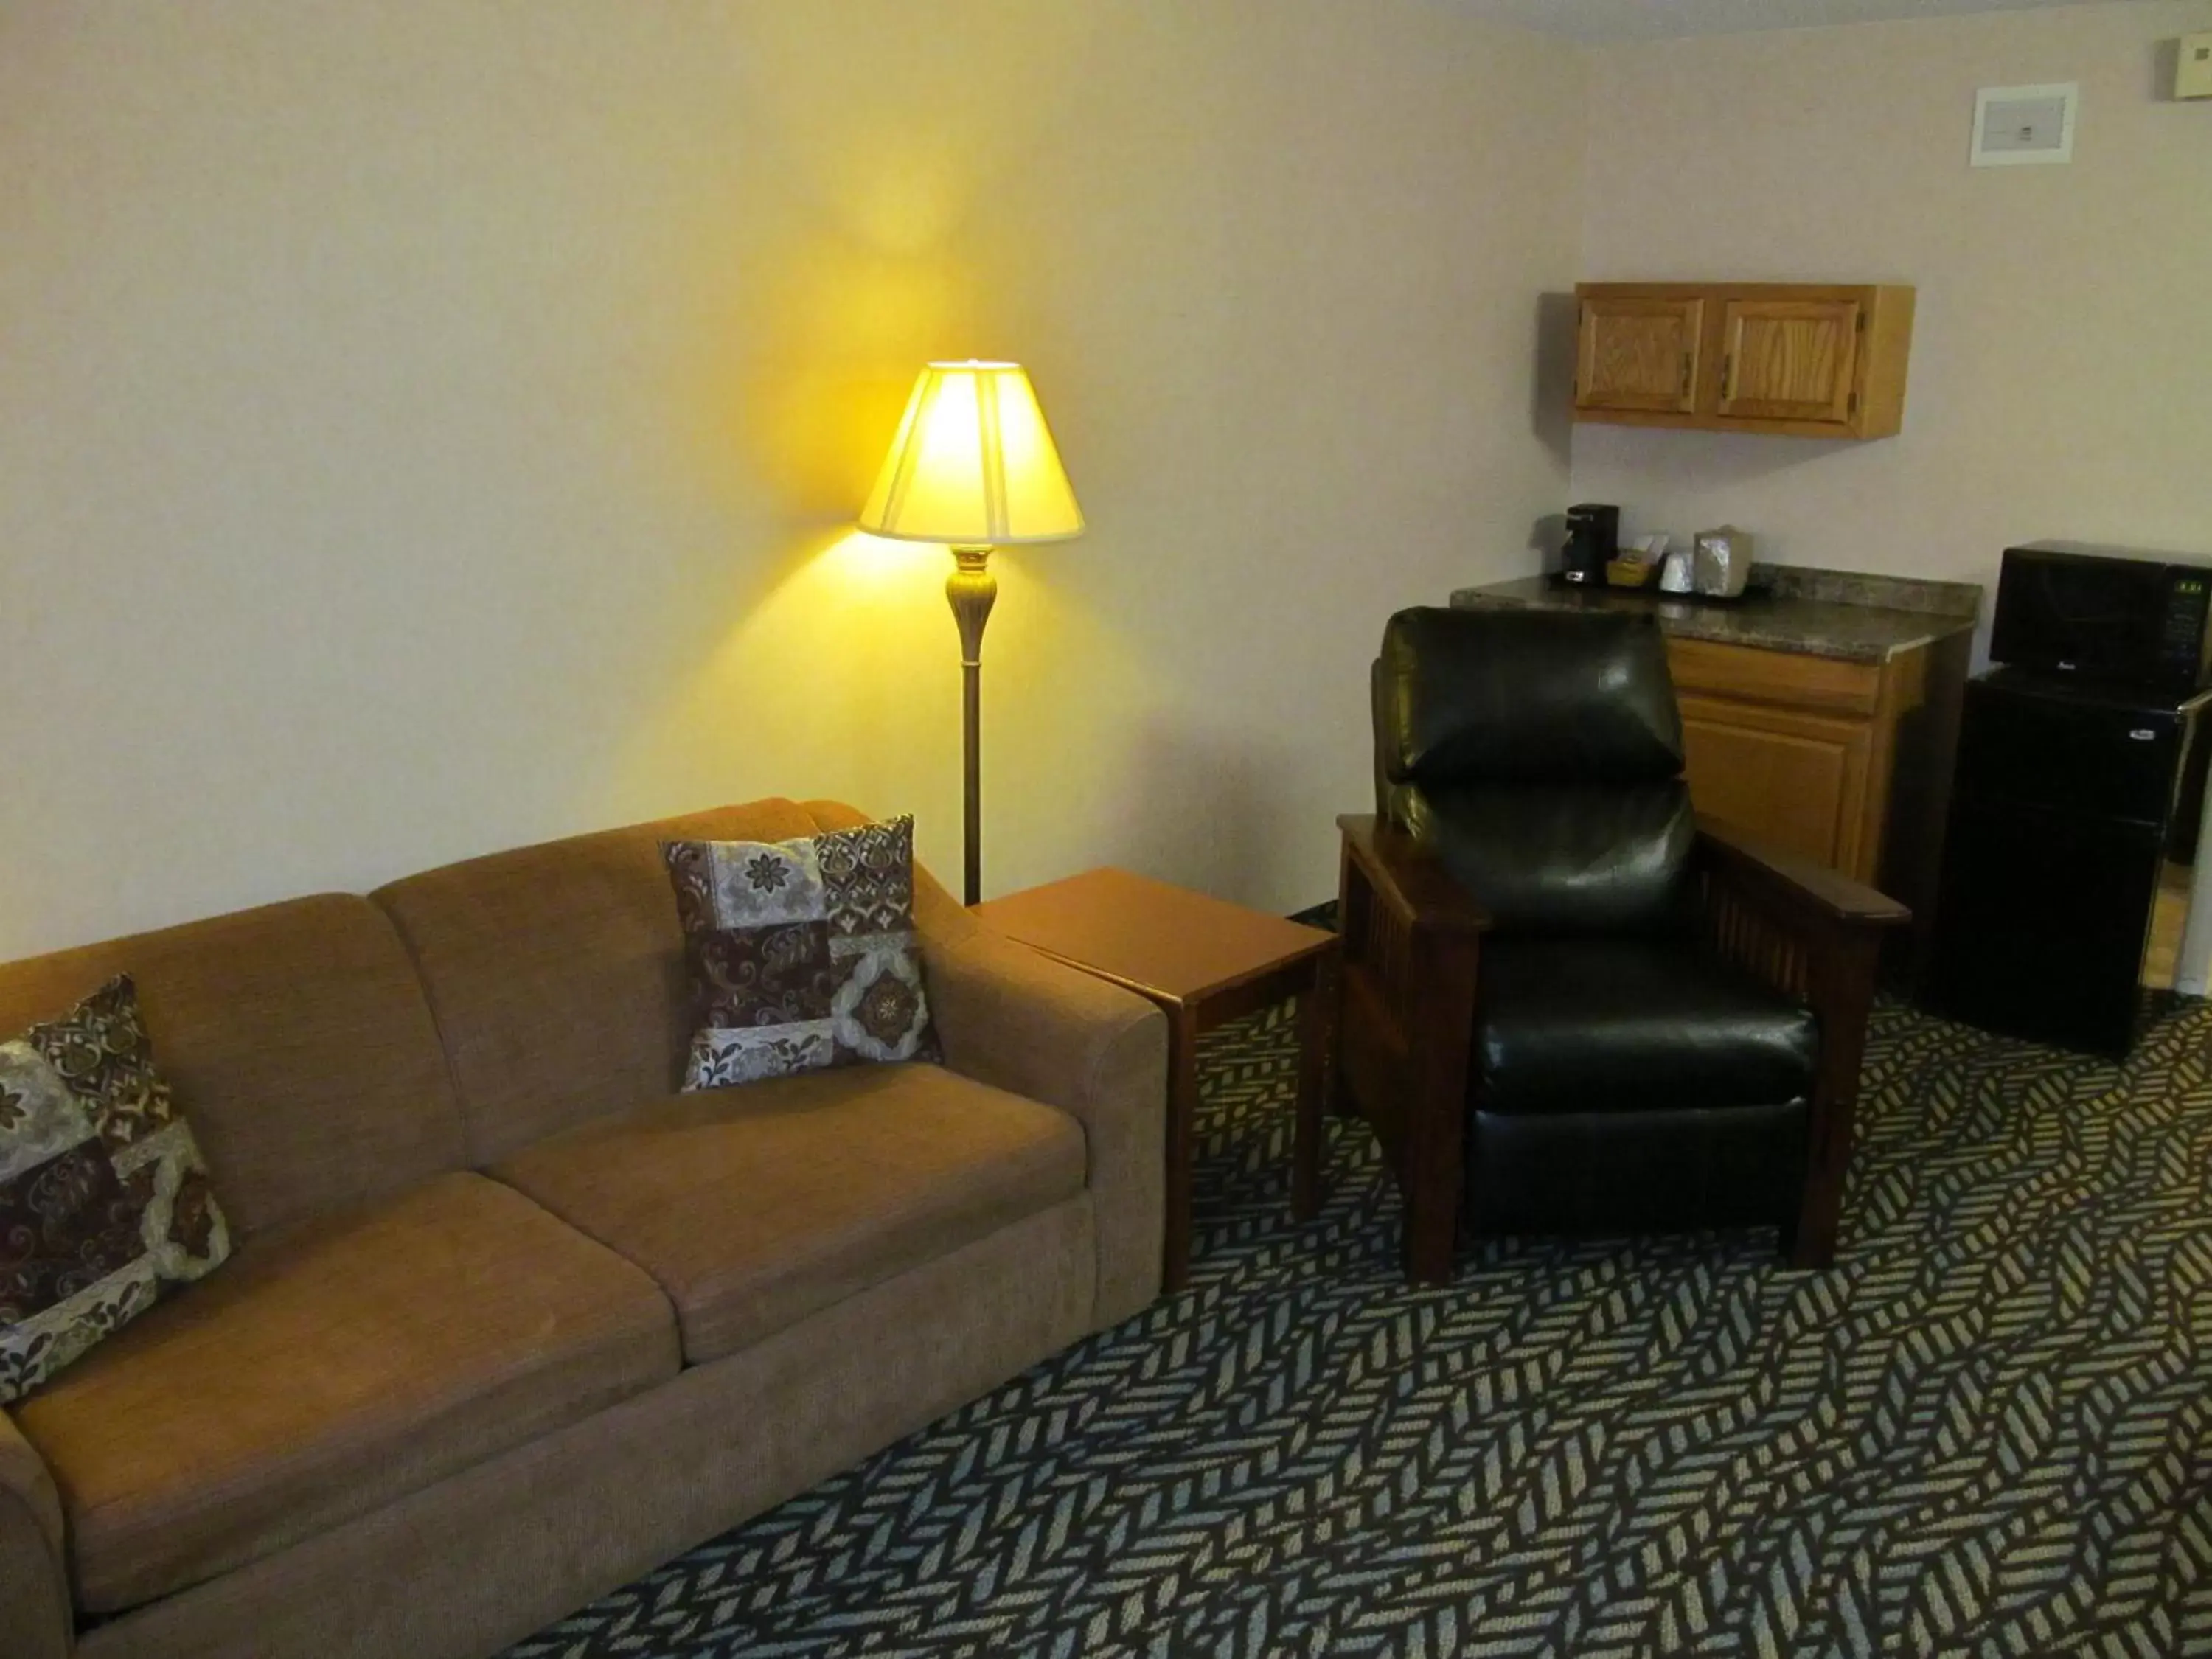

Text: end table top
xmin=973 ymin=867 xmax=1334 ymax=1009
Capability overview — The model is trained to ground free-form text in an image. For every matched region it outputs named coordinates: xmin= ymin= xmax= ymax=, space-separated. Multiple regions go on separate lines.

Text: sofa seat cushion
xmin=1475 ymin=937 xmax=1819 ymax=1116
xmin=491 ymin=1062 xmax=1088 ymax=1365
xmin=12 ymin=1171 xmax=678 ymax=1615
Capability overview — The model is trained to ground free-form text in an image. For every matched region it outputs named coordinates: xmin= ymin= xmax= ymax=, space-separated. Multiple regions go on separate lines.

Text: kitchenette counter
xmin=1449 ymin=566 xmax=1981 ymax=664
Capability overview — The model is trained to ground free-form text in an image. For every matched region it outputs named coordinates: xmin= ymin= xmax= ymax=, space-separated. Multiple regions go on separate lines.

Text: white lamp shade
xmin=858 ymin=361 xmax=1085 ymax=545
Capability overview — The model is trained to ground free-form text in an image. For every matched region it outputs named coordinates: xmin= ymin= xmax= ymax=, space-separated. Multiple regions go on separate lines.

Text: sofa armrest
xmin=799 ymin=802 xmax=1169 ymax=1329
xmin=922 ymin=905 xmax=1167 ymax=1329
xmin=0 ymin=1408 xmax=71 ymax=1659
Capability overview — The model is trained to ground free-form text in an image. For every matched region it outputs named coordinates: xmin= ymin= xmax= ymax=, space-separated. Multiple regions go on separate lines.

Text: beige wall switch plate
xmin=2179 ymin=33 xmax=2212 ymax=100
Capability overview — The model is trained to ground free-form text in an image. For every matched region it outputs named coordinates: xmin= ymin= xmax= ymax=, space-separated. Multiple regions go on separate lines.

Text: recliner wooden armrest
xmin=1691 ymin=815 xmax=1909 ymax=1010
xmin=1691 ymin=815 xmax=1911 ymax=1270
xmin=1338 ymin=814 xmax=1495 ymax=937
xmin=1696 ymin=815 xmax=1911 ymax=931
xmin=1327 ymin=815 xmax=1491 ymax=1281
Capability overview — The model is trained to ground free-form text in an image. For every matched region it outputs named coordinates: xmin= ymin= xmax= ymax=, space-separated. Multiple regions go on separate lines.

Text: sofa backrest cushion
xmin=0 ymin=897 xmax=466 ymax=1239
xmin=374 ymin=799 xmax=825 ymax=1164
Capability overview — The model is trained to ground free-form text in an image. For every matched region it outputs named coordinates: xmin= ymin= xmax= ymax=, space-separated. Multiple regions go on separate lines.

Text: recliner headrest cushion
xmin=1375 ymin=605 xmax=1684 ymax=785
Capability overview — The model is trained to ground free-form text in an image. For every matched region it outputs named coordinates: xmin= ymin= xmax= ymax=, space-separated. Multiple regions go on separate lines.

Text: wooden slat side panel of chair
xmin=1694 ymin=815 xmax=1910 ymax=1268
xmin=1329 ymin=815 xmax=1489 ymax=1282
xmin=1699 ymin=869 xmax=1815 ymax=1004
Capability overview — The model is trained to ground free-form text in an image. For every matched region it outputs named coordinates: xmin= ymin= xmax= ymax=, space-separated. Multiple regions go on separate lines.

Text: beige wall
xmin=35 ymin=2 xmax=2195 ymax=965
xmin=0 ymin=1 xmax=1585 ymax=957
xmin=1572 ymin=1 xmax=2212 ymax=639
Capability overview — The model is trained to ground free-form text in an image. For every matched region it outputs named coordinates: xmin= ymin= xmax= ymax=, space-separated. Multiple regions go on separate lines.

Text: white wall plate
xmin=1972 ymin=82 xmax=2078 ymax=167
xmin=2179 ymin=32 xmax=2212 ymax=101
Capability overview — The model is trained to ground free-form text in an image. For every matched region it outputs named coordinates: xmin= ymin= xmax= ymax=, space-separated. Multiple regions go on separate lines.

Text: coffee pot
xmin=1561 ymin=504 xmax=1620 ymax=586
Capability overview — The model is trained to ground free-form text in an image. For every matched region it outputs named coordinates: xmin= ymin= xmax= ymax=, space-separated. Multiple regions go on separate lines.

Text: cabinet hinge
xmin=1856 ymin=311 xmax=1867 ymax=333
xmin=1848 ymin=391 xmax=1860 ymax=416
xmin=1680 ymin=356 xmax=1692 ymax=397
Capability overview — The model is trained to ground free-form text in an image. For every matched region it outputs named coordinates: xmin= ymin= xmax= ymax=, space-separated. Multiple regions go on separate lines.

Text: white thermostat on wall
xmin=2179 ymin=33 xmax=2212 ymax=100
xmin=1971 ymin=82 xmax=2078 ymax=166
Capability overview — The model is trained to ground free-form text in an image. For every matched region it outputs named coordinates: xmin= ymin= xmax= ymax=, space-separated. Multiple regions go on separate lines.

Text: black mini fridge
xmin=1924 ymin=668 xmax=2211 ymax=1054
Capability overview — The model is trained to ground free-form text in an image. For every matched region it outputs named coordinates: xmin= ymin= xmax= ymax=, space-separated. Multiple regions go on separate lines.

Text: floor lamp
xmin=857 ymin=362 xmax=1085 ymax=905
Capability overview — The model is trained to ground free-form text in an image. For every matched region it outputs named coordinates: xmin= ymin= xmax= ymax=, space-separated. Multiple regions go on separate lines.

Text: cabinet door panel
xmin=1678 ymin=694 xmax=1876 ymax=877
xmin=1719 ymin=299 xmax=1860 ymax=425
xmin=1576 ymin=296 xmax=1703 ymax=414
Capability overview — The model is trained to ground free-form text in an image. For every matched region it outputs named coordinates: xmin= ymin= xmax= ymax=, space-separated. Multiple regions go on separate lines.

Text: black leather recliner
xmin=1312 ymin=605 xmax=1910 ymax=1282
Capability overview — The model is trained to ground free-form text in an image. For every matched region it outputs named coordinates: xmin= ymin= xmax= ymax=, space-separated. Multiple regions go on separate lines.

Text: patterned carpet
xmin=507 ymin=996 xmax=2212 ymax=1659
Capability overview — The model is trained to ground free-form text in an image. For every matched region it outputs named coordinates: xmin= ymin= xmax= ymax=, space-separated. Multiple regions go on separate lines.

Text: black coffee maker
xmin=1561 ymin=504 xmax=1621 ymax=586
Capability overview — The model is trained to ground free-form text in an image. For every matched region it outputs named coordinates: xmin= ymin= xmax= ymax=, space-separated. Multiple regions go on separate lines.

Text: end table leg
xmin=1163 ymin=1005 xmax=1199 ymax=1294
xmin=1292 ymin=950 xmax=1337 ymax=1222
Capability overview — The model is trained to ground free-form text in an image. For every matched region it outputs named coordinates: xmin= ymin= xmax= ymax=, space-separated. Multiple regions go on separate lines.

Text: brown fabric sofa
xmin=0 ymin=799 xmax=1166 ymax=1659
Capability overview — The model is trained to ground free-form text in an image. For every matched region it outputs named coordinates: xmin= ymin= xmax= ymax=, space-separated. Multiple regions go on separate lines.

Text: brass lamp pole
xmin=857 ymin=363 xmax=1085 ymax=905
xmin=945 ymin=545 xmax=995 ymax=906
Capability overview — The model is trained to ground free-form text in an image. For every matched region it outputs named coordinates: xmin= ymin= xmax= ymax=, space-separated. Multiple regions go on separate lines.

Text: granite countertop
xmin=1449 ymin=565 xmax=1982 ymax=664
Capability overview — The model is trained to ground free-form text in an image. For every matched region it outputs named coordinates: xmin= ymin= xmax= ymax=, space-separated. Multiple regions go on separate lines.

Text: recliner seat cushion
xmin=490 ymin=1062 xmax=1088 ymax=1366
xmin=12 ymin=1172 xmax=678 ymax=1615
xmin=1475 ymin=937 xmax=1818 ymax=1116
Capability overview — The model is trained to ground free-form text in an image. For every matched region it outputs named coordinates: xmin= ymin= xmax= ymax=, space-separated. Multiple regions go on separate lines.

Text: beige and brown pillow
xmin=0 ymin=975 xmax=231 ymax=1404
xmin=661 ymin=814 xmax=939 ymax=1091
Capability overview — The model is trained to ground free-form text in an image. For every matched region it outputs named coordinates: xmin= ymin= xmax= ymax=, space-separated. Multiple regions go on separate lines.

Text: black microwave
xmin=1989 ymin=540 xmax=2212 ymax=695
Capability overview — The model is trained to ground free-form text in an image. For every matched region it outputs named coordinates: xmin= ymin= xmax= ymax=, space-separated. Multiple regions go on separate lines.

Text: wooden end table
xmin=973 ymin=868 xmax=1338 ymax=1293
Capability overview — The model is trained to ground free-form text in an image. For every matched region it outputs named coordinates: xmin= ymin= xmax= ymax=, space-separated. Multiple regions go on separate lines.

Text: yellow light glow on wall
xmin=857 ymin=361 xmax=1084 ymax=546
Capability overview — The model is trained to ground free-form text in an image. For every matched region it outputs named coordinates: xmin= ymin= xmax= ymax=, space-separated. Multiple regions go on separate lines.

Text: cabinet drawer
xmin=1666 ymin=636 xmax=1882 ymax=718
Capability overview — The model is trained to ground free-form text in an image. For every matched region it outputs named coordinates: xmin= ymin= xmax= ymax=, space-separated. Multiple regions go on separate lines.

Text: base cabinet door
xmin=1677 ymin=694 xmax=1877 ymax=877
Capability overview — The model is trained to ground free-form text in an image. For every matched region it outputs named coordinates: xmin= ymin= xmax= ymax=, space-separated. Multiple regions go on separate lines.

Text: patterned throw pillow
xmin=0 ymin=976 xmax=232 ymax=1405
xmin=661 ymin=815 xmax=939 ymax=1091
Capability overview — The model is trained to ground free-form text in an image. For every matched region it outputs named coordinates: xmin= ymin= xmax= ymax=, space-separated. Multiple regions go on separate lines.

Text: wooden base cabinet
xmin=1665 ymin=633 xmax=1968 ymax=928
xmin=1574 ymin=283 xmax=1915 ymax=439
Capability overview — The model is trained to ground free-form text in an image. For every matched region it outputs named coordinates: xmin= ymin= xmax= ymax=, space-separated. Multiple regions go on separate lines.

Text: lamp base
xmin=947 ymin=547 xmax=998 ymax=906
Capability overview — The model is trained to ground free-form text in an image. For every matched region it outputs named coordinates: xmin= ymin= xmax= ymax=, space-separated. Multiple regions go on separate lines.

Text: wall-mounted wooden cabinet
xmin=1573 ymin=282 xmax=1915 ymax=439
